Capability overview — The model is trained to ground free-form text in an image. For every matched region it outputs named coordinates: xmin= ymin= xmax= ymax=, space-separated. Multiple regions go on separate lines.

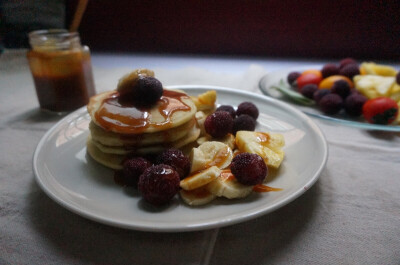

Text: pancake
xmin=87 ymin=89 xmax=197 ymax=134
xmin=87 ymin=139 xmax=125 ymax=170
xmin=87 ymin=126 xmax=201 ymax=169
xmin=85 ymin=70 xmax=208 ymax=170
xmin=89 ymin=124 xmax=201 ymax=155
xmin=89 ymin=117 xmax=196 ymax=147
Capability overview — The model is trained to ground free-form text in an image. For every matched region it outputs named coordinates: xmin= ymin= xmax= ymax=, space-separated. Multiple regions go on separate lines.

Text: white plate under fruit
xmin=33 ymin=86 xmax=328 ymax=232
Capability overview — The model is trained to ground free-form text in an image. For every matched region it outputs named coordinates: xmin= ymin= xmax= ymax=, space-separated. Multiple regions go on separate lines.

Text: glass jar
xmin=27 ymin=29 xmax=96 ymax=113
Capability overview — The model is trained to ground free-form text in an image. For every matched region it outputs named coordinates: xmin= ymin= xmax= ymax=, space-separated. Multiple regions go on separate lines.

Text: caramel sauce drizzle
xmin=256 ymin=132 xmax=271 ymax=163
xmin=218 ymin=167 xmax=283 ymax=193
xmin=218 ymin=169 xmax=282 ymax=193
xmin=220 ymin=169 xmax=235 ymax=181
xmin=255 ymin=132 xmax=271 ymax=146
xmin=253 ymin=184 xmax=282 ymax=193
xmin=204 ymin=146 xmax=230 ymax=169
xmin=186 ymin=146 xmax=231 ymax=180
xmin=95 ymin=90 xmax=191 ymax=134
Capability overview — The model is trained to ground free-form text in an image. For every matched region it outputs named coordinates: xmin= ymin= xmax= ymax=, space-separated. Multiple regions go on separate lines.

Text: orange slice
xmin=302 ymin=69 xmax=322 ymax=79
xmin=318 ymin=75 xmax=354 ymax=89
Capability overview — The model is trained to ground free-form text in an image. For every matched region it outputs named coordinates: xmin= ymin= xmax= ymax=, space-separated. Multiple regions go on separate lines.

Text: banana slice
xmin=235 ymin=131 xmax=285 ymax=169
xmin=189 ymin=147 xmax=209 ymax=173
xmin=206 ymin=170 xmax=253 ymax=199
xmin=189 ymin=141 xmax=233 ymax=173
xmin=196 ymin=133 xmax=235 ymax=151
xmin=195 ymin=111 xmax=208 ymax=136
xmin=180 ymin=166 xmax=221 ymax=191
xmin=179 ymin=186 xmax=217 ymax=206
xmin=217 ymin=133 xmax=236 ymax=150
xmin=196 ymin=136 xmax=211 ymax=146
xmin=390 ymin=84 xmax=400 ymax=102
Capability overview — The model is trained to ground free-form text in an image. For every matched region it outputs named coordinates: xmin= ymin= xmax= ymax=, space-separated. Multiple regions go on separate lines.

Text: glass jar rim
xmin=28 ymin=29 xmax=81 ymax=50
xmin=28 ymin=29 xmax=78 ymax=39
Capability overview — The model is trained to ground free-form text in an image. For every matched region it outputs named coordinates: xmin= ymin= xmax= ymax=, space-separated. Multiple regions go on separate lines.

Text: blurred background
xmin=1 ymin=0 xmax=399 ymax=60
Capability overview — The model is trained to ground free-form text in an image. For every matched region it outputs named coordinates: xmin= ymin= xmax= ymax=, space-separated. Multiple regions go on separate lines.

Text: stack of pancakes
xmin=86 ymin=70 xmax=201 ymax=170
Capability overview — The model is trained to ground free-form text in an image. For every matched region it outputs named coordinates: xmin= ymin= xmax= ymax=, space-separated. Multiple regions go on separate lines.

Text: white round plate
xmin=259 ymin=65 xmax=400 ymax=132
xmin=33 ymin=86 xmax=328 ymax=232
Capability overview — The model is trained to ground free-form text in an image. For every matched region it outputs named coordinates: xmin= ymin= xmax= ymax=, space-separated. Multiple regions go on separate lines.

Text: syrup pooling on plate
xmin=253 ymin=184 xmax=283 ymax=192
xmin=94 ymin=90 xmax=192 ymax=134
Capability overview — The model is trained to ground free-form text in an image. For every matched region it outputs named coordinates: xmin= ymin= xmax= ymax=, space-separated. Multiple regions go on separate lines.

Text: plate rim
xmin=258 ymin=65 xmax=400 ymax=132
xmin=33 ymin=85 xmax=328 ymax=232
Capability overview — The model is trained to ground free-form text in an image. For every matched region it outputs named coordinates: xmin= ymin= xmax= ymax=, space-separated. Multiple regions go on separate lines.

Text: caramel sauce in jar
xmin=27 ymin=30 xmax=96 ymax=112
xmin=94 ymin=90 xmax=191 ymax=134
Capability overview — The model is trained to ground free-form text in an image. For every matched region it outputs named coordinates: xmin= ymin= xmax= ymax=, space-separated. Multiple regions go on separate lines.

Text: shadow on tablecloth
xmin=26 ymin=170 xmax=324 ymax=264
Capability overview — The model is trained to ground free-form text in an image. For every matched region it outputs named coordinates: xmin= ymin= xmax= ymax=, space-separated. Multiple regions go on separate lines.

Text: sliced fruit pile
xmin=285 ymin=58 xmax=400 ymax=125
xmin=180 ymin=130 xmax=284 ymax=206
xmin=181 ymin=100 xmax=284 ymax=206
xmin=116 ymin=93 xmax=285 ymax=207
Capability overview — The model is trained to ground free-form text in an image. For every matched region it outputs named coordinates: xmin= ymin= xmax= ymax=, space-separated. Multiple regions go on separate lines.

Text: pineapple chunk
xmin=389 ymin=84 xmax=400 ymax=102
xmin=191 ymin=90 xmax=217 ymax=111
xmin=360 ymin=62 xmax=397 ymax=77
xmin=353 ymin=75 xmax=395 ymax=98
xmin=235 ymin=131 xmax=285 ymax=169
xmin=217 ymin=133 xmax=236 ymax=151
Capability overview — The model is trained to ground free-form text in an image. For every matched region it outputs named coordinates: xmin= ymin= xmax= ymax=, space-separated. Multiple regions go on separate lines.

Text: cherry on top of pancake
xmin=119 ymin=75 xmax=164 ymax=108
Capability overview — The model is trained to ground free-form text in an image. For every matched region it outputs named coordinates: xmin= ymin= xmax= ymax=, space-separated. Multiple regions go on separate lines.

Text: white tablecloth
xmin=1 ymin=50 xmax=399 ymax=265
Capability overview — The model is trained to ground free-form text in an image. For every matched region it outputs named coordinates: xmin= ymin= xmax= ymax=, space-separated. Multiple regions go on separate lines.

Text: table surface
xmin=1 ymin=50 xmax=399 ymax=265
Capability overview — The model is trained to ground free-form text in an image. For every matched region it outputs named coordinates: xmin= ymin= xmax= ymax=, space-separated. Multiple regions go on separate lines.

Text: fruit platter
xmin=259 ymin=59 xmax=400 ymax=131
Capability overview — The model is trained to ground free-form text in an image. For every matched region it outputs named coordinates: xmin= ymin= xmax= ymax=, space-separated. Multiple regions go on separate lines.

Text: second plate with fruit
xmin=259 ymin=60 xmax=400 ymax=132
